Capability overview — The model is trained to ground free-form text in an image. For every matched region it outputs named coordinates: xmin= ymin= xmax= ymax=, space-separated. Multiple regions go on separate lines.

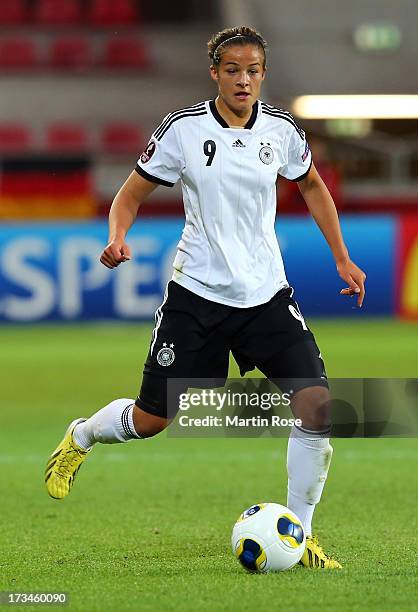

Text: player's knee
xmin=132 ymin=403 xmax=169 ymax=438
xmin=292 ymin=386 xmax=331 ymax=431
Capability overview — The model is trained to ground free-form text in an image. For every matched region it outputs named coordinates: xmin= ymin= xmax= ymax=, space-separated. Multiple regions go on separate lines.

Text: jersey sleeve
xmin=278 ymin=124 xmax=312 ymax=182
xmin=136 ymin=118 xmax=184 ymax=187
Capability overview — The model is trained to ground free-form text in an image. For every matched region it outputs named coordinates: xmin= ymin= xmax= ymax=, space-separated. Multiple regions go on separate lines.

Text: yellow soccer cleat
xmin=45 ymin=418 xmax=90 ymax=499
xmin=299 ymin=535 xmax=342 ymax=569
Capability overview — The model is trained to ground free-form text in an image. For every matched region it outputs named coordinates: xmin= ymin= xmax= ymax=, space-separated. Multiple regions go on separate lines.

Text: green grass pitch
xmin=1 ymin=319 xmax=417 ymax=611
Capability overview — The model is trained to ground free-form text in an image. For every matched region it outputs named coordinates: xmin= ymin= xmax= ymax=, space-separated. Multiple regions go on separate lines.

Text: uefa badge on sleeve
xmin=140 ymin=140 xmax=156 ymax=164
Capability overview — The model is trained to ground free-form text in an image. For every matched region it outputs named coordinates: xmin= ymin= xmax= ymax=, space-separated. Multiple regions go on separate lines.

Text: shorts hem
xmin=135 ymin=396 xmax=166 ymax=418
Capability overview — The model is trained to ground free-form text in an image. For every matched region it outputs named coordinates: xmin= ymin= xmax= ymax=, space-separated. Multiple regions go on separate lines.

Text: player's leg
xmin=283 ymin=379 xmax=340 ymax=568
xmin=261 ymin=339 xmax=333 ymax=541
xmin=259 ymin=348 xmax=339 ymax=566
xmin=231 ymin=287 xmax=341 ymax=567
xmin=286 ymin=386 xmax=332 ymax=536
xmin=269 ymin=354 xmax=340 ymax=568
xmin=45 ymin=281 xmax=230 ymax=499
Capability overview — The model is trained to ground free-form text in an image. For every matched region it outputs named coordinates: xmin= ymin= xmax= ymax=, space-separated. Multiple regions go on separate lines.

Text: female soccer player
xmin=45 ymin=26 xmax=366 ymax=569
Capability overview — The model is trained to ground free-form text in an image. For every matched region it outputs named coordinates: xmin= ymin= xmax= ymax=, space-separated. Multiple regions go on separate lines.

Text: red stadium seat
xmin=34 ymin=0 xmax=82 ymax=26
xmin=103 ymin=37 xmax=149 ymax=69
xmin=46 ymin=123 xmax=89 ymax=152
xmin=50 ymin=37 xmax=92 ymax=70
xmin=88 ymin=0 xmax=138 ymax=27
xmin=0 ymin=0 xmax=28 ymax=25
xmin=0 ymin=123 xmax=31 ymax=153
xmin=0 ymin=38 xmax=37 ymax=69
xmin=101 ymin=123 xmax=143 ymax=154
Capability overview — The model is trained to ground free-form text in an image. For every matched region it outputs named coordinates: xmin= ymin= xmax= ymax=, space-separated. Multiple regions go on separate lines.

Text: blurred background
xmin=0 ymin=0 xmax=417 ymax=322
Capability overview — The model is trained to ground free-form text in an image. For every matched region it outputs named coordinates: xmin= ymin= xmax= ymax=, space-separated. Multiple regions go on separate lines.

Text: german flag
xmin=0 ymin=155 xmax=97 ymax=219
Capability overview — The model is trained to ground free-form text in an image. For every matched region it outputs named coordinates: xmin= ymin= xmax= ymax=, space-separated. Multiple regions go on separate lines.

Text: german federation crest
xmin=157 ymin=343 xmax=175 ymax=367
xmin=259 ymin=143 xmax=274 ymax=165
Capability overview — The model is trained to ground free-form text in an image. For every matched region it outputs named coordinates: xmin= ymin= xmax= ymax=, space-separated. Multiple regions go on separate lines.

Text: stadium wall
xmin=0 ymin=214 xmax=414 ymax=322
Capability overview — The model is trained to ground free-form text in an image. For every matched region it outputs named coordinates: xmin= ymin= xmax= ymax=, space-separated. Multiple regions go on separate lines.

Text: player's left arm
xmin=297 ymin=163 xmax=366 ymax=307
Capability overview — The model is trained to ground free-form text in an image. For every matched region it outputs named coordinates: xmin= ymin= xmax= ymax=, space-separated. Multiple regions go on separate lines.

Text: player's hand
xmin=337 ymin=259 xmax=366 ymax=307
xmin=100 ymin=239 xmax=131 ymax=269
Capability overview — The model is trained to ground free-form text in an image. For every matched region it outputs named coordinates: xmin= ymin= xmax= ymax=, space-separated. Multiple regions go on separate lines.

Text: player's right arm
xmin=101 ymin=110 xmax=184 ymax=269
xmin=100 ymin=171 xmax=157 ymax=269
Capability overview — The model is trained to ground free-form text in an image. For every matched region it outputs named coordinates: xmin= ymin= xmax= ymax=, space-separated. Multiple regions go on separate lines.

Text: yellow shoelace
xmin=55 ymin=447 xmax=85 ymax=478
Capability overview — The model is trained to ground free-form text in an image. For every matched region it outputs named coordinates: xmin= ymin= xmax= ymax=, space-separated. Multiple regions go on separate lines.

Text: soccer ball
xmin=231 ymin=502 xmax=306 ymax=572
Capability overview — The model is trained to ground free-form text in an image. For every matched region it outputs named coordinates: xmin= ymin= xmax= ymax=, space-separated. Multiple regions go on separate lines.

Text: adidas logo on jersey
xmin=232 ymin=139 xmax=246 ymax=148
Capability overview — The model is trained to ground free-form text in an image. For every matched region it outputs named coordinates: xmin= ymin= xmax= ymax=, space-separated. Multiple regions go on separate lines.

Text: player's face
xmin=210 ymin=45 xmax=266 ymax=116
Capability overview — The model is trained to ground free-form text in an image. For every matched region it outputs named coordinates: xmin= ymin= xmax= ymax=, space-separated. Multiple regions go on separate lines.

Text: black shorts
xmin=136 ymin=280 xmax=328 ymax=418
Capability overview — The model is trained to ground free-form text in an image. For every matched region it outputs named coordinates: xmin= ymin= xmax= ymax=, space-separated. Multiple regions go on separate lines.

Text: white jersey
xmin=136 ymin=99 xmax=312 ymax=308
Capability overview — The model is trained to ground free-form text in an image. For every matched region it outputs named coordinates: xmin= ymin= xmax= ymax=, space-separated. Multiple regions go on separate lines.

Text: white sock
xmin=286 ymin=425 xmax=333 ymax=537
xmin=73 ymin=398 xmax=140 ymax=450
